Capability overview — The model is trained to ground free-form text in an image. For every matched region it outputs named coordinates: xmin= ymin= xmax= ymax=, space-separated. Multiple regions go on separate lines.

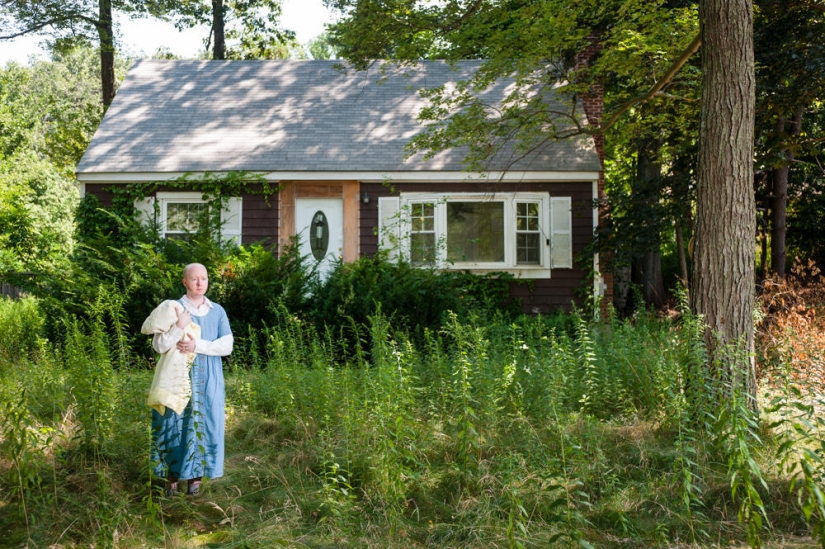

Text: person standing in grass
xmin=150 ymin=262 xmax=233 ymax=496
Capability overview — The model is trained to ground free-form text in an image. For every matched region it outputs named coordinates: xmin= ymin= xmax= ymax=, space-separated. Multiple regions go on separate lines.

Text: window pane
xmin=411 ymin=202 xmax=434 ymax=232
xmin=517 ymin=234 xmax=540 ymax=264
xmin=411 ymin=233 xmax=435 ymax=265
xmin=167 ymin=202 xmax=207 ymax=232
xmin=517 ymin=202 xmax=539 ymax=231
xmin=447 ymin=202 xmax=504 ymax=262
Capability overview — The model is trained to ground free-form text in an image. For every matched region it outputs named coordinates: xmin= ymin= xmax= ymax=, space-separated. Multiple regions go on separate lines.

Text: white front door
xmin=296 ymin=198 xmax=343 ymax=279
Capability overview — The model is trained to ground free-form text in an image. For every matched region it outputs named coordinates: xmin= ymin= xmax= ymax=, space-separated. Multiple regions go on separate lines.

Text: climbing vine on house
xmin=76 ymin=171 xmax=278 ymax=246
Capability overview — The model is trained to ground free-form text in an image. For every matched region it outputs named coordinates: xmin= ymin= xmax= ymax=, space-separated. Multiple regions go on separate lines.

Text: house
xmin=76 ymin=59 xmax=609 ymax=314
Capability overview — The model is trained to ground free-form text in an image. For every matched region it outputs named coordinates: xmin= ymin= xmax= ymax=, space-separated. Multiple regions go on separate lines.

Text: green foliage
xmin=0 ymin=153 xmax=79 ymax=274
xmin=310 ymin=254 xmax=518 ymax=354
xmin=160 ymin=0 xmax=299 ymax=59
xmin=2 ymin=293 xmax=825 ymax=547
xmin=0 ymin=297 xmax=46 ymax=364
xmin=0 ymin=46 xmax=107 ymax=278
xmin=0 ymin=46 xmax=105 ymax=170
xmin=308 ymin=32 xmax=338 ymax=60
xmin=784 ymin=108 xmax=825 ymax=267
xmin=209 ymin=240 xmax=315 ymax=336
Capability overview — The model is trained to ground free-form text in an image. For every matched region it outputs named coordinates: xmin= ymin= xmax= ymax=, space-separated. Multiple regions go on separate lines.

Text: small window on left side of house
xmin=136 ymin=192 xmax=243 ymax=244
xmin=166 ymin=201 xmax=209 ymax=239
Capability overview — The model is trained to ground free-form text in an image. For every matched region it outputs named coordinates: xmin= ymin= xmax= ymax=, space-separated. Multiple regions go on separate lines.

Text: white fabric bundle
xmin=141 ymin=300 xmax=200 ymax=415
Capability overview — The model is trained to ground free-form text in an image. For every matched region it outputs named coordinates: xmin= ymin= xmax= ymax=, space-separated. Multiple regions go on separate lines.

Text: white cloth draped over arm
xmin=152 ymin=325 xmax=186 ymax=354
xmin=150 ymin=297 xmax=233 ymax=357
xmin=195 ymin=334 xmax=234 ymax=356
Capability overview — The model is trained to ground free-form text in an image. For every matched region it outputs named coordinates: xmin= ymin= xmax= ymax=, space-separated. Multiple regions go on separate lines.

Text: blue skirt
xmin=151 ymin=302 xmax=230 ymax=480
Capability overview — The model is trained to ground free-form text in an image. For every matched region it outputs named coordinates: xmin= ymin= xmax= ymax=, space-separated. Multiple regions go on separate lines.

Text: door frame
xmin=278 ymin=180 xmax=360 ymax=262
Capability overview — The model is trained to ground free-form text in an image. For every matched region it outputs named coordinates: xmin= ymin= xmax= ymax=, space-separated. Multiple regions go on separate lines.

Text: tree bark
xmin=633 ymin=139 xmax=666 ymax=309
xmin=212 ymin=0 xmax=225 ymax=60
xmin=675 ymin=222 xmax=688 ymax=286
xmin=769 ymin=107 xmax=803 ymax=278
xmin=692 ymin=0 xmax=756 ymax=395
xmin=98 ymin=0 xmax=115 ymax=107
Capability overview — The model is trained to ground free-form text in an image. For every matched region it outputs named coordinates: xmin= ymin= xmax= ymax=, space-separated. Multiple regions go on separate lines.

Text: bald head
xmin=182 ymin=263 xmax=209 ymax=301
xmin=183 ymin=263 xmax=207 ymax=279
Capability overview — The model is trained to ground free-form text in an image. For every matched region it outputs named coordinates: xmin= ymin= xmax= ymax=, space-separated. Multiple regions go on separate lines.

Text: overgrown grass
xmin=1 ymin=291 xmax=824 ymax=548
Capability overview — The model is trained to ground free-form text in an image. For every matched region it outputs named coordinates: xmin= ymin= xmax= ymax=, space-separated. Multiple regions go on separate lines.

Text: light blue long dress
xmin=151 ymin=300 xmax=232 ymax=480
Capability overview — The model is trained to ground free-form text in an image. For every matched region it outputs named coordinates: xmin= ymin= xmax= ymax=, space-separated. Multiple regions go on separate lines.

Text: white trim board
xmin=76 ymin=170 xmax=601 ymax=184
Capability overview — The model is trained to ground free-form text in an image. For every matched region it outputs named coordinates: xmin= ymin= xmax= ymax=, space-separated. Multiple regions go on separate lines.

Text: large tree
xmin=0 ymin=0 xmax=164 ymax=106
xmin=691 ymin=0 xmax=756 ymax=393
xmin=325 ymin=1 xmax=703 ymax=313
xmin=327 ymin=0 xmax=762 ymax=396
xmin=163 ymin=0 xmax=297 ymax=60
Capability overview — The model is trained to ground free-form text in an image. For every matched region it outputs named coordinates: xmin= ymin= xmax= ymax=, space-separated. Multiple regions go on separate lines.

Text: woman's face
xmin=182 ymin=265 xmax=209 ymax=299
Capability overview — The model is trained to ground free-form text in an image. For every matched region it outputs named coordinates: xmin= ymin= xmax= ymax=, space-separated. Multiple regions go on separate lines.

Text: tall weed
xmin=767 ymin=339 xmax=825 ymax=548
xmin=443 ymin=312 xmax=483 ymax=472
xmin=709 ymin=345 xmax=769 ymax=547
xmin=62 ymin=315 xmax=117 ymax=453
xmin=0 ymin=388 xmax=55 ymax=529
xmin=0 ymin=296 xmax=45 ymax=365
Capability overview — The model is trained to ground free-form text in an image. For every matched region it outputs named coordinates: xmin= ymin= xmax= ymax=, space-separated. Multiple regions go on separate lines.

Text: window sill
xmin=435 ymin=266 xmax=556 ymax=279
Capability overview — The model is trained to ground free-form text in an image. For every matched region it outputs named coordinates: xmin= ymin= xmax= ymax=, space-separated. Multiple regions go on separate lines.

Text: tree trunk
xmin=212 ymin=0 xmax=226 ymax=60
xmin=633 ymin=138 xmax=666 ymax=309
xmin=692 ymin=0 xmax=756 ymax=396
xmin=641 ymin=251 xmax=665 ymax=307
xmin=98 ymin=0 xmax=116 ymax=107
xmin=675 ymin=222 xmax=688 ymax=286
xmin=769 ymin=107 xmax=803 ymax=278
xmin=770 ymin=116 xmax=789 ymax=278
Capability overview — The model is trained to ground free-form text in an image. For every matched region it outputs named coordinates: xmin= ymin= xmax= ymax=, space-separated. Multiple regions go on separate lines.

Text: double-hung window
xmin=379 ymin=192 xmax=572 ymax=277
xmin=135 ymin=192 xmax=243 ymax=243
xmin=410 ymin=202 xmax=436 ymax=264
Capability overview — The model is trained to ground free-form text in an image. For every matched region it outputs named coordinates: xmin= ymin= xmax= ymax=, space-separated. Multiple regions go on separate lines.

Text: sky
xmin=0 ymin=0 xmax=337 ymax=65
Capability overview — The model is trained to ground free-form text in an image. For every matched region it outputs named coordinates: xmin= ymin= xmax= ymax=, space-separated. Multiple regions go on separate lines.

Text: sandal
xmin=187 ymin=481 xmax=201 ymax=496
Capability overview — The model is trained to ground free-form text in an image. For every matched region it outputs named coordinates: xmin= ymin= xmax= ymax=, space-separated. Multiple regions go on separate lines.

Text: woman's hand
xmin=177 ymin=335 xmax=197 ymax=354
xmin=175 ymin=307 xmax=191 ymax=329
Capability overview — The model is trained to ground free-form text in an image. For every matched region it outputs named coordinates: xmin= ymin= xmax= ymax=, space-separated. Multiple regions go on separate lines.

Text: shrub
xmin=209 ymin=240 xmax=316 ymax=337
xmin=0 ymin=297 xmax=45 ymax=365
xmin=309 ymin=255 xmax=518 ymax=354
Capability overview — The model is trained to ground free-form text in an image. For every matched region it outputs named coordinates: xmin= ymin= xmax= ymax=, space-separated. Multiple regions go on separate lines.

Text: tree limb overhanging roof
xmin=76 ymin=59 xmax=601 ymax=178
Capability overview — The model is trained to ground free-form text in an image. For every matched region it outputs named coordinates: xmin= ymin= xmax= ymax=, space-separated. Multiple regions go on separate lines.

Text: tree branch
xmin=601 ymin=32 xmax=702 ymax=132
xmin=802 ymin=0 xmax=825 ymax=12
xmin=0 ymin=18 xmax=63 ymax=40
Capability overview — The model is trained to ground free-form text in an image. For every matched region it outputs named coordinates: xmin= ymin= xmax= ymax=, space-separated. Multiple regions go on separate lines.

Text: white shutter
xmin=550 ymin=196 xmax=573 ymax=269
xmin=135 ymin=196 xmax=156 ymax=226
xmin=220 ymin=197 xmax=243 ymax=244
xmin=378 ymin=196 xmax=401 ymax=261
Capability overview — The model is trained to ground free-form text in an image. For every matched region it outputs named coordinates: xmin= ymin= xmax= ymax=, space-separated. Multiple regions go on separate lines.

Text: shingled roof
xmin=76 ymin=59 xmax=601 ymax=179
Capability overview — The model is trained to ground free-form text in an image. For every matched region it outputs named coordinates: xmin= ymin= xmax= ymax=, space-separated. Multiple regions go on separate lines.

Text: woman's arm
xmin=152 ymin=325 xmax=186 ymax=354
xmin=194 ymin=334 xmax=234 ymax=357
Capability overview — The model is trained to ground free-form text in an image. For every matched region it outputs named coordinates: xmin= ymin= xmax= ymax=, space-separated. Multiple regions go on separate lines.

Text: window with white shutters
xmin=377 ymin=192 xmax=574 ymax=278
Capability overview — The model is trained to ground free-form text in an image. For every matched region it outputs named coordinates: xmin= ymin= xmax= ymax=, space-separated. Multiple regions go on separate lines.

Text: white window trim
xmin=378 ymin=192 xmax=574 ymax=279
xmin=136 ymin=192 xmax=242 ymax=244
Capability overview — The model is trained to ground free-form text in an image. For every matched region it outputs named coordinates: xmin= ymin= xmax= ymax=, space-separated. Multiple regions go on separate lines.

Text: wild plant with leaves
xmin=2 ymin=258 xmax=825 ymax=547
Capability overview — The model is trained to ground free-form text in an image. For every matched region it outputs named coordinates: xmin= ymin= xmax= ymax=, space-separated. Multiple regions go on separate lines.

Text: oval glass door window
xmin=309 ymin=211 xmax=330 ymax=261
